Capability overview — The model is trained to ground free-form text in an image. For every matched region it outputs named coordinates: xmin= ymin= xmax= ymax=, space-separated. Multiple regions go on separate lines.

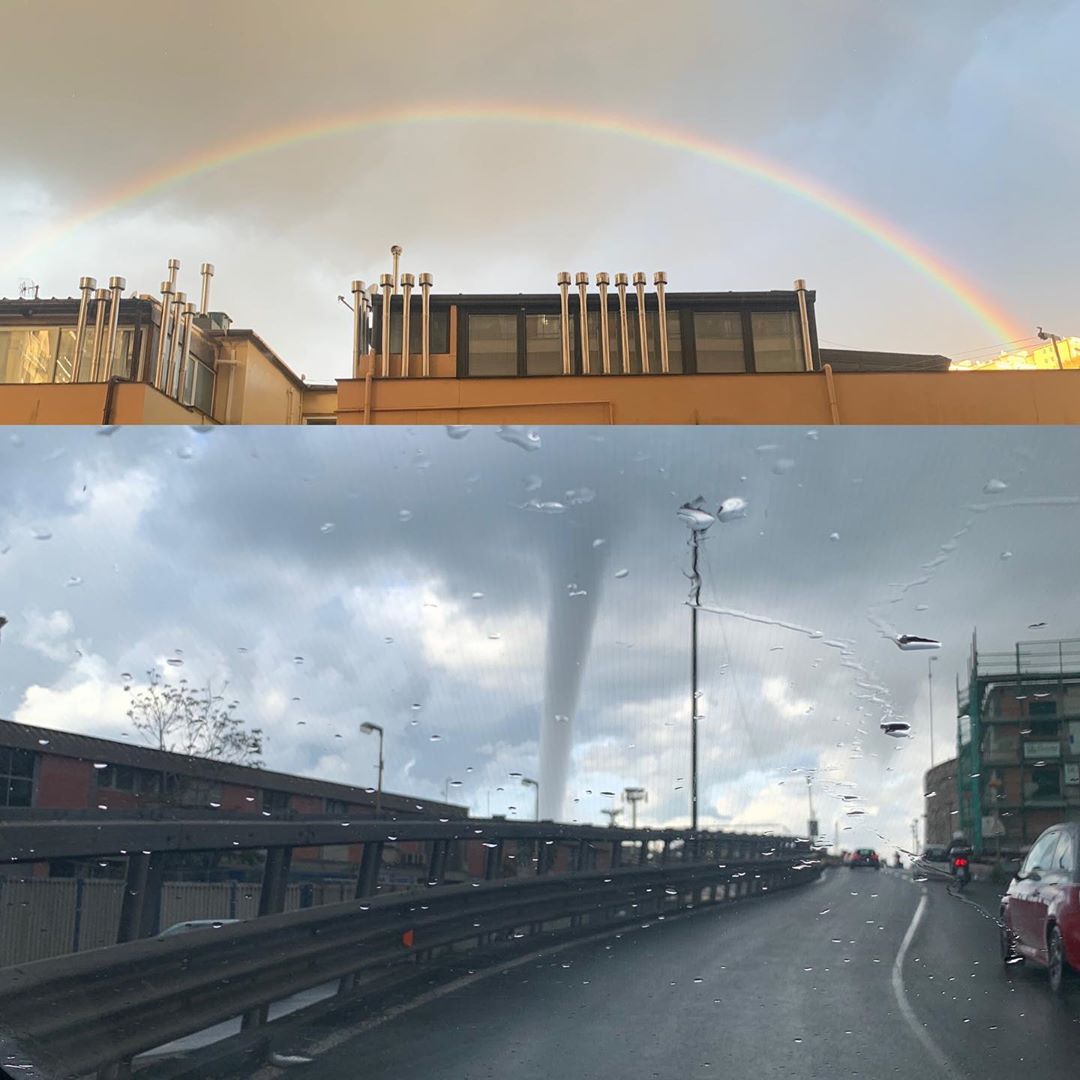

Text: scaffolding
xmin=957 ymin=631 xmax=1080 ymax=855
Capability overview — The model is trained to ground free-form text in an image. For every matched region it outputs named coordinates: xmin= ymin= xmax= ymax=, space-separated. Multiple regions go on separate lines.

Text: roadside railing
xmin=0 ymin=818 xmax=820 ymax=1079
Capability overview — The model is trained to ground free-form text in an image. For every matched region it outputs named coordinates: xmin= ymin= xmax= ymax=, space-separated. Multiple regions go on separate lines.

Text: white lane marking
xmin=891 ymin=890 xmax=961 ymax=1079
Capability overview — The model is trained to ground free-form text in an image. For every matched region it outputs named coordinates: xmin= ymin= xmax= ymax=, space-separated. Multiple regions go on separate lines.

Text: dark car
xmin=1000 ymin=823 xmax=1080 ymax=993
xmin=849 ymin=848 xmax=880 ymax=869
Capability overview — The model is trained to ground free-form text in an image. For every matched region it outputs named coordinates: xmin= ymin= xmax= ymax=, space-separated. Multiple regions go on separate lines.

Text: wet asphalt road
xmin=270 ymin=867 xmax=1080 ymax=1080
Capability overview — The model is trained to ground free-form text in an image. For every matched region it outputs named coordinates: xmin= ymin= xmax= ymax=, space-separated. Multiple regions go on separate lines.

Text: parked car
xmin=157 ymin=919 xmax=243 ymax=938
xmin=848 ymin=848 xmax=880 ymax=869
xmin=1000 ymin=823 xmax=1080 ymax=993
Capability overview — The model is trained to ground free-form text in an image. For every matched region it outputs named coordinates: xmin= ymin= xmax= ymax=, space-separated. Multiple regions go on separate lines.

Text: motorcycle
xmin=950 ymin=848 xmax=972 ymax=889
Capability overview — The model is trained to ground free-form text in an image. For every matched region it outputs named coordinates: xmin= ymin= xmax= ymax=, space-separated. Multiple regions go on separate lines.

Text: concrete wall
xmin=336 ymin=369 xmax=1080 ymax=426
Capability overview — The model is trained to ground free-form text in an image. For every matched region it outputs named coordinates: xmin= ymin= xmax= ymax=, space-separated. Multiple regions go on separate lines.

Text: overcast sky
xmin=1 ymin=425 xmax=1078 ymax=854
xmin=1 ymin=1 xmax=1077 ymax=381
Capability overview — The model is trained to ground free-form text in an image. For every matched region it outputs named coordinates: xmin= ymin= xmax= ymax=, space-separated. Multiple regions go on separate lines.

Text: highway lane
xmin=248 ymin=867 xmax=1080 ymax=1080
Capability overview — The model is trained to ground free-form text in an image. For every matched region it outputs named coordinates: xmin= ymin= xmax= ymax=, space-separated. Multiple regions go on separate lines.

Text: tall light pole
xmin=1037 ymin=326 xmax=1066 ymax=369
xmin=521 ymin=777 xmax=539 ymax=821
xmin=678 ymin=499 xmax=714 ymax=832
xmin=624 ymin=786 xmax=647 ymax=829
xmin=359 ymin=721 xmax=384 ymax=818
xmin=806 ymin=775 xmax=818 ymax=841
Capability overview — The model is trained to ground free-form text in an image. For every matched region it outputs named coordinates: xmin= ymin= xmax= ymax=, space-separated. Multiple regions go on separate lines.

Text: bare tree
xmin=127 ymin=668 xmax=263 ymax=766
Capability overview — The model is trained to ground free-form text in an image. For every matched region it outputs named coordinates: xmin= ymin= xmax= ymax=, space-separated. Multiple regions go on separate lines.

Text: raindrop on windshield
xmin=430 ymin=734 xmax=442 ymax=741
xmin=65 ymin=576 xmax=83 ymax=587
xmin=614 ymin=568 xmax=629 ymax=579
xmin=894 ymin=635 xmax=941 ymax=651
xmin=176 ymin=446 xmax=194 ymax=460
xmin=1028 ymin=621 xmax=1047 ymax=629
xmin=829 ymin=532 xmax=840 ymax=542
xmin=445 ymin=425 xmax=472 ymax=440
xmin=717 ymin=497 xmax=748 ymax=522
xmin=320 ymin=522 xmax=335 ymax=534
xmin=496 ymin=426 xmax=541 ymax=452
xmin=1000 ymin=550 xmax=1013 ymax=560
xmin=983 ymin=479 xmax=1008 ymax=494
xmin=592 ymin=538 xmax=606 ymax=548
xmin=31 ymin=528 xmax=52 ymax=541
xmin=678 ymin=498 xmax=716 ymax=531
xmin=524 ymin=475 xmax=543 ymax=492
xmin=471 ymin=591 xmax=484 ymax=599
xmin=166 ymin=658 xmax=183 ymax=667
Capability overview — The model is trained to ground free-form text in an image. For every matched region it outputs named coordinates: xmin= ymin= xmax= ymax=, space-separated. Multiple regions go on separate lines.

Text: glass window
xmin=193 ymin=361 xmax=215 ymax=415
xmin=181 ymin=353 xmax=196 ymax=405
xmin=262 ymin=789 xmax=291 ymax=813
xmin=1024 ymin=766 xmax=1062 ymax=801
xmin=0 ymin=328 xmax=58 ymax=384
xmin=694 ymin=312 xmax=745 ymax=373
xmin=1052 ymin=831 xmax=1075 ymax=874
xmin=1029 ymin=700 xmax=1057 ymax=717
xmin=526 ymin=313 xmax=565 ymax=376
xmin=389 ymin=306 xmax=450 ymax=355
xmin=466 ymin=314 xmax=517 ymax=376
xmin=1024 ymin=831 xmax=1060 ymax=873
xmin=108 ymin=328 xmax=135 ymax=380
xmin=751 ymin=310 xmax=805 ymax=372
xmin=0 ymin=747 xmax=35 ymax=807
xmin=646 ymin=311 xmax=683 ymax=374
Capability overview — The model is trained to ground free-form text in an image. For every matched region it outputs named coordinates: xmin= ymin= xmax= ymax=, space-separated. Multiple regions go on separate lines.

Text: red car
xmin=848 ymin=848 xmax=880 ymax=869
xmin=1000 ymin=823 xmax=1080 ymax=993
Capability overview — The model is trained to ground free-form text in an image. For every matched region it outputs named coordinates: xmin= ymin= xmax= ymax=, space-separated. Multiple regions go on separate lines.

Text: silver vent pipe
xmin=70 ymin=276 xmax=97 ymax=383
xmin=199 ymin=263 xmax=214 ymax=316
xmin=595 ymin=273 xmax=611 ymax=374
xmin=400 ymin=273 xmax=415 ymax=377
xmin=167 ymin=259 xmax=180 ymax=288
xmin=152 ymin=281 xmax=176 ymax=389
xmin=350 ymin=280 xmax=367 ymax=378
xmin=177 ymin=302 xmax=196 ymax=401
xmin=88 ymin=289 xmax=109 ymax=383
xmin=391 ymin=245 xmax=402 ymax=295
xmin=420 ymin=272 xmax=433 ymax=377
xmin=557 ymin=272 xmax=572 ymax=374
xmin=654 ymin=271 xmax=670 ymax=374
xmin=794 ymin=278 xmax=814 ymax=371
xmin=633 ymin=272 xmax=649 ymax=373
xmin=379 ymin=273 xmax=393 ymax=377
xmin=164 ymin=291 xmax=187 ymax=396
xmin=575 ymin=272 xmax=591 ymax=374
xmin=614 ymin=273 xmax=630 ymax=374
xmin=99 ymin=276 xmax=126 ymax=381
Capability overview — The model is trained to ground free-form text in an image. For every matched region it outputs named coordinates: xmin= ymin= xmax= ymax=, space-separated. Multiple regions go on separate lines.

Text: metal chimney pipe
xmin=633 ymin=272 xmax=650 ymax=373
xmin=595 ymin=273 xmax=611 ymax=375
xmin=420 ymin=272 xmax=433 ymax=377
xmin=88 ymin=289 xmax=109 ymax=382
xmin=350 ymin=280 xmax=366 ymax=379
xmin=379 ymin=273 xmax=393 ymax=377
xmin=400 ymin=273 xmax=415 ymax=378
xmin=176 ymin=302 xmax=196 ymax=401
xmin=557 ymin=272 xmax=572 ymax=374
xmin=164 ymin=291 xmax=187 ymax=396
xmin=654 ymin=271 xmax=670 ymax=374
xmin=794 ymin=278 xmax=814 ymax=371
xmin=69 ymin=276 xmax=97 ymax=383
xmin=199 ymin=263 xmax=214 ymax=316
xmin=614 ymin=273 xmax=630 ymax=374
xmin=391 ymin=246 xmax=403 ymax=295
xmin=151 ymin=281 xmax=176 ymax=389
xmin=99 ymin=276 xmax=126 ymax=381
xmin=575 ymin=272 xmax=591 ymax=374
xmin=167 ymin=259 xmax=180 ymax=288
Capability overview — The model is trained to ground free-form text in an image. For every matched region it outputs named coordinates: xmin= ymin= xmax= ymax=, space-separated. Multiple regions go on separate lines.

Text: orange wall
xmin=336 ymin=370 xmax=1080 ymax=426
xmin=0 ymin=382 xmax=212 ymax=425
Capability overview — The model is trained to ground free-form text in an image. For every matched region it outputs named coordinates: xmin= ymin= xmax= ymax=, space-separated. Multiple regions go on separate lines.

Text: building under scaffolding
xmin=956 ymin=632 xmax=1080 ymax=855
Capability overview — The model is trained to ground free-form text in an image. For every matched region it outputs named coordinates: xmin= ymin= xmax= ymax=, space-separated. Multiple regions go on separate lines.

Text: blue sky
xmin=1 ymin=1 xmax=1077 ymax=380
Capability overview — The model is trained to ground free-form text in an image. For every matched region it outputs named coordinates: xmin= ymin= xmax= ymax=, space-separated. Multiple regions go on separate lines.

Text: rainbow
xmin=2 ymin=102 xmax=1025 ymax=342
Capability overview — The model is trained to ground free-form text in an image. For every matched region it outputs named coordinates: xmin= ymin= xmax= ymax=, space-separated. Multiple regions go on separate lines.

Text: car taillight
xmin=954 ymin=857 xmax=968 ymax=867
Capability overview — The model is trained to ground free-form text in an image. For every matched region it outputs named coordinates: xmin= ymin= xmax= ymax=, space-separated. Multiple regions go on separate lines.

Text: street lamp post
xmin=359 ymin=722 xmax=384 ymax=818
xmin=1037 ymin=326 xmax=1066 ymax=369
xmin=521 ymin=777 xmax=539 ymax=821
xmin=928 ymin=656 xmax=938 ymax=767
xmin=624 ymin=786 xmax=647 ymax=829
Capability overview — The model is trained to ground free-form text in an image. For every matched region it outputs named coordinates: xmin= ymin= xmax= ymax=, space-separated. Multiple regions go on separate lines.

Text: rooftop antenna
xmin=601 ymin=806 xmax=623 ymax=827
xmin=17 ymin=279 xmax=39 ymax=300
xmin=337 ymin=295 xmax=354 ymax=312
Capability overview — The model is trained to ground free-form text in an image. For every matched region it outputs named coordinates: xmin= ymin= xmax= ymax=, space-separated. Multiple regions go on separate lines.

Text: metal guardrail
xmin=0 ymin=818 xmax=818 ymax=1079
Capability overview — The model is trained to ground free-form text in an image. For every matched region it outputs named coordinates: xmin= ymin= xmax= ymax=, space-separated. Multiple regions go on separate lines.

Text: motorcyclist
xmin=945 ymin=830 xmax=970 ymax=860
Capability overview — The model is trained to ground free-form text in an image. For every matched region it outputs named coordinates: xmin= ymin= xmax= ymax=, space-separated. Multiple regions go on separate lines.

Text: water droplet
xmin=31 ymin=528 xmax=52 ymax=541
xmin=430 ymin=734 xmax=442 ymax=742
xmin=65 ymin=576 xmax=83 ymax=587
xmin=93 ymin=762 xmax=108 ymax=770
xmin=384 ymin=637 xmax=394 ymax=644
xmin=446 ymin=425 xmax=472 ymax=440
xmin=881 ymin=721 xmax=911 ymax=738
xmin=805 ymin=430 xmax=819 ymax=440
xmin=717 ymin=496 xmax=748 ymax=522
xmin=471 ymin=591 xmax=484 ymax=599
xmin=293 ymin=656 xmax=304 ymax=665
xmin=829 ymin=532 xmax=840 ymax=542
xmin=399 ymin=509 xmax=413 ymax=522
xmin=614 ymin=568 xmax=629 ymax=579
xmin=678 ymin=498 xmax=716 ymax=531
xmin=166 ymin=657 xmax=183 ymax=667
xmin=983 ymin=479 xmax=1008 ymax=494
xmin=496 ymin=426 xmax=541 ymax=452
xmin=895 ymin=635 xmax=941 ymax=651
xmin=1000 ymin=550 xmax=1013 ymax=560
xmin=592 ymin=538 xmax=607 ymax=550
xmin=176 ymin=446 xmax=194 ymax=460
xmin=487 ymin=632 xmax=501 ymax=640
xmin=565 ymin=487 xmax=596 ymax=505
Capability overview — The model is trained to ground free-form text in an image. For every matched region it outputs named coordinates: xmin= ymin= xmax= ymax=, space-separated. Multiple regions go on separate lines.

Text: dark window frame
xmin=0 ymin=747 xmax=35 ymax=808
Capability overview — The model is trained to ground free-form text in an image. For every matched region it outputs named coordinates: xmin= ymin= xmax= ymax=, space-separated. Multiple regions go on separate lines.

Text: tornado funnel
xmin=539 ymin=514 xmax=608 ymax=820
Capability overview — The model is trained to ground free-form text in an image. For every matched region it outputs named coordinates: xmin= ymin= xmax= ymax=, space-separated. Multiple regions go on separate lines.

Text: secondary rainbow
xmin=2 ymin=101 xmax=1025 ymax=343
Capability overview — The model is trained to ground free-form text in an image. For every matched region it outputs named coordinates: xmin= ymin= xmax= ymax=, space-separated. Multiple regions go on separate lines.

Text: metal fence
xmin=0 ymin=877 xmax=358 ymax=967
